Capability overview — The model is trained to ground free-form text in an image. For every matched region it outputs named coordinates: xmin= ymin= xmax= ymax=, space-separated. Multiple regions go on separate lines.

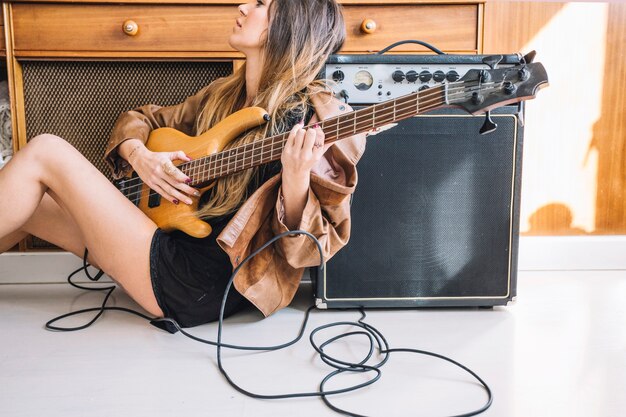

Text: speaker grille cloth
xmin=325 ymin=110 xmax=518 ymax=300
xmin=22 ymin=61 xmax=232 ymax=249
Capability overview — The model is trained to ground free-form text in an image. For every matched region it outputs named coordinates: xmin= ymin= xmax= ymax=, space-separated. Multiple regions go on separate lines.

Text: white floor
xmin=0 ymin=268 xmax=624 ymax=417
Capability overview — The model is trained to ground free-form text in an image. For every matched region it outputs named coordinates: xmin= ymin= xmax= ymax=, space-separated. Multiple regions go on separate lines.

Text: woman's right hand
xmin=128 ymin=144 xmax=200 ymax=205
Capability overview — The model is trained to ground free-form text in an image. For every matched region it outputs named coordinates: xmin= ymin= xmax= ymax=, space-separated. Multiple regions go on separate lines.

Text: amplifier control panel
xmin=324 ymin=54 xmax=521 ymax=105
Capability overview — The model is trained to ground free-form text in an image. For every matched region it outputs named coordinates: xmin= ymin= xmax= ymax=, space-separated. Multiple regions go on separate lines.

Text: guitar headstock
xmin=446 ymin=61 xmax=549 ymax=114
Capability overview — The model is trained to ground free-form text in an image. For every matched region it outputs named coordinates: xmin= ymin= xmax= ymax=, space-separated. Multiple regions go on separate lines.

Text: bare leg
xmin=0 ymin=134 xmax=163 ymax=316
xmin=0 ymin=193 xmax=94 ymax=263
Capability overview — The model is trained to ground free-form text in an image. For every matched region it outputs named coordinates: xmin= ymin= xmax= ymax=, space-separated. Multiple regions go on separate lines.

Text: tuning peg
xmin=479 ymin=111 xmax=497 ymax=134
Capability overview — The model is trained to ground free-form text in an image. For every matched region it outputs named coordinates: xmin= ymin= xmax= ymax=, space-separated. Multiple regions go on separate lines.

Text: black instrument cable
xmin=45 ymin=230 xmax=493 ymax=417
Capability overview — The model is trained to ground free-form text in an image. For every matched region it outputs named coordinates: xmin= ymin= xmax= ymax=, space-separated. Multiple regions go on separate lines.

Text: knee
xmin=23 ymin=134 xmax=70 ymax=163
xmin=28 ymin=133 xmax=66 ymax=150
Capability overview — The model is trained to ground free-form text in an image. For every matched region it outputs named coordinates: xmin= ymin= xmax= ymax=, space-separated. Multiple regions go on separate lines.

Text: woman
xmin=0 ymin=0 xmax=366 ymax=327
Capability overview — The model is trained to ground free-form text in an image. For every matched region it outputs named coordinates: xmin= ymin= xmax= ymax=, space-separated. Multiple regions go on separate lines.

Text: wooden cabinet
xmin=9 ymin=1 xmax=482 ymax=58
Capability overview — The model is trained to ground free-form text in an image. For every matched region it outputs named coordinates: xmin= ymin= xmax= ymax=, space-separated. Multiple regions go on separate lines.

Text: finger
xmin=158 ymin=179 xmax=193 ymax=205
xmin=163 ymin=175 xmax=201 ymax=199
xmin=287 ymin=122 xmax=303 ymax=149
xmin=171 ymin=150 xmax=191 ymax=162
xmin=303 ymin=125 xmax=317 ymax=151
xmin=162 ymin=159 xmax=191 ymax=184
xmin=293 ymin=127 xmax=307 ymax=150
xmin=150 ymin=182 xmax=178 ymax=205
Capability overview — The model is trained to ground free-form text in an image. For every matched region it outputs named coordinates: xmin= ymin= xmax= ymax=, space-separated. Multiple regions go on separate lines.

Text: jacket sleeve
xmin=104 ymin=84 xmax=211 ymax=179
xmin=270 ymin=133 xmax=366 ymax=269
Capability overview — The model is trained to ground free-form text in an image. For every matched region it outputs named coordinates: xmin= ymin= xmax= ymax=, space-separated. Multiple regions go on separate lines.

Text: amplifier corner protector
xmin=315 ymin=299 xmax=328 ymax=309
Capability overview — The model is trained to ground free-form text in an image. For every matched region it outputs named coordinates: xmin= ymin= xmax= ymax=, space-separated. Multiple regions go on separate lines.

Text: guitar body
xmin=128 ymin=106 xmax=269 ymax=238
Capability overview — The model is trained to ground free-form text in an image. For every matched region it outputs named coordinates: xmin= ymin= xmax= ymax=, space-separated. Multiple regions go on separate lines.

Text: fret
xmin=221 ymin=150 xmax=227 ymax=178
xmin=241 ymin=142 xmax=247 ymax=169
xmin=250 ymin=140 xmax=257 ymax=169
xmin=212 ymin=152 xmax=218 ymax=180
xmin=209 ymin=154 xmax=215 ymax=181
xmin=372 ymin=105 xmax=376 ymax=130
xmin=416 ymin=92 xmax=419 ymax=115
xmin=236 ymin=145 xmax=242 ymax=172
xmin=252 ymin=140 xmax=258 ymax=167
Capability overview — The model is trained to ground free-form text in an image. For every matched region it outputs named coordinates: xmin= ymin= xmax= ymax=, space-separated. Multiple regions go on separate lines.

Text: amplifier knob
xmin=332 ymin=70 xmax=345 ymax=82
xmin=419 ymin=70 xmax=432 ymax=82
xmin=433 ymin=70 xmax=446 ymax=82
xmin=392 ymin=70 xmax=405 ymax=83
xmin=122 ymin=20 xmax=139 ymax=36
xmin=405 ymin=70 xmax=419 ymax=83
xmin=446 ymin=70 xmax=460 ymax=82
xmin=360 ymin=19 xmax=377 ymax=34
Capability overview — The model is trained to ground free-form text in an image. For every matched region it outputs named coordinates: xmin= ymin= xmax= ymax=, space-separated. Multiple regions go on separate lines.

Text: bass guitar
xmin=115 ymin=53 xmax=548 ymax=238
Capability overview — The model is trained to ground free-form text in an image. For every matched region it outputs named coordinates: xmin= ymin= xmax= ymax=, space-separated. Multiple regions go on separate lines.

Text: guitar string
xmin=118 ymin=81 xmax=502 ymax=200
xmin=117 ymin=81 xmax=501 ymax=201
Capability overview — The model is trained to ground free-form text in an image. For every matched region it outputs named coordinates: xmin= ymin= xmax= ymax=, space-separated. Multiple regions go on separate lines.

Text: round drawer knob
xmin=122 ymin=20 xmax=139 ymax=36
xmin=360 ymin=19 xmax=377 ymax=34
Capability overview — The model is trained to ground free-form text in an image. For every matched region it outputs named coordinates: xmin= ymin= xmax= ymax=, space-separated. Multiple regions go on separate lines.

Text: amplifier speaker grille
xmin=21 ymin=60 xmax=233 ymax=249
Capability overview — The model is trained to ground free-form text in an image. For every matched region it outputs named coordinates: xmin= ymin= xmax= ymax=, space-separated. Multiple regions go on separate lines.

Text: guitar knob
xmin=123 ymin=20 xmax=139 ymax=36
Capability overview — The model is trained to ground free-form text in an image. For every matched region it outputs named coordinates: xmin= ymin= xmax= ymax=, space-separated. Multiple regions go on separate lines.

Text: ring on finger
xmin=162 ymin=161 xmax=177 ymax=176
xmin=314 ymin=141 xmax=324 ymax=148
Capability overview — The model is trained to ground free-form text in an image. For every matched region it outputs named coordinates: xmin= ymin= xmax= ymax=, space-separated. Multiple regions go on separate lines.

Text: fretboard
xmin=181 ymin=83 xmax=452 ymax=185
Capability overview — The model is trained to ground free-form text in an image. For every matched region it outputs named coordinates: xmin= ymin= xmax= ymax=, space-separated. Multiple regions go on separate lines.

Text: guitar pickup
xmin=148 ymin=191 xmax=162 ymax=208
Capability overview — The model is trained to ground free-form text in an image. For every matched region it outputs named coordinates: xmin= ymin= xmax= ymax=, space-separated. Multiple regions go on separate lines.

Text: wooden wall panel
xmin=594 ymin=3 xmax=626 ymax=234
xmin=484 ymin=1 xmax=626 ymax=235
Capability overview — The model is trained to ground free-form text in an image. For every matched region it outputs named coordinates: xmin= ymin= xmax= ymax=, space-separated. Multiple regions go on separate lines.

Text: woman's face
xmin=229 ymin=0 xmax=272 ymax=55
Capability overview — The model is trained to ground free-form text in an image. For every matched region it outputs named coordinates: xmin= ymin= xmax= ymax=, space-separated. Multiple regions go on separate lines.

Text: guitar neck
xmin=182 ymin=83 xmax=451 ymax=185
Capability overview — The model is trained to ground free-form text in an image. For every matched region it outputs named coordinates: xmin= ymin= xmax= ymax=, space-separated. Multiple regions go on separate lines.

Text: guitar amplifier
xmin=313 ymin=53 xmax=524 ymax=309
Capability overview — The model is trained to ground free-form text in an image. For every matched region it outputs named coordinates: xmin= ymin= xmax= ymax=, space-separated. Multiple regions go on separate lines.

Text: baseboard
xmin=0 ymin=252 xmax=113 ymax=284
xmin=1 ymin=236 xmax=625 ymax=284
xmin=517 ymin=235 xmax=626 ymax=271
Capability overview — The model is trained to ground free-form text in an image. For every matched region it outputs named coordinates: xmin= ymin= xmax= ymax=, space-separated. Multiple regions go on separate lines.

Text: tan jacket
xmin=104 ymin=86 xmax=366 ymax=317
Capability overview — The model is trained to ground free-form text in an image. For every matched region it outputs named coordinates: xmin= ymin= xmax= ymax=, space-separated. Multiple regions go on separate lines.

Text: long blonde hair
xmin=194 ymin=0 xmax=346 ymax=220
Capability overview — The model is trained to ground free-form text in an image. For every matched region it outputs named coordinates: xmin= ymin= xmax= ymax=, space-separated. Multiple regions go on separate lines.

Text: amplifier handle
xmin=376 ymin=40 xmax=446 ymax=55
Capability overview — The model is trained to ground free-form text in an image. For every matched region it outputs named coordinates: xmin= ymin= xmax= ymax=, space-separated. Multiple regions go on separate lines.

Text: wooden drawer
xmin=341 ymin=4 xmax=478 ymax=53
xmin=12 ymin=3 xmax=239 ymax=56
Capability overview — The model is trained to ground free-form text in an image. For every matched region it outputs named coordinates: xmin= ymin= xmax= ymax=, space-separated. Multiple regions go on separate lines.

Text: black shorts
xmin=149 ymin=228 xmax=252 ymax=328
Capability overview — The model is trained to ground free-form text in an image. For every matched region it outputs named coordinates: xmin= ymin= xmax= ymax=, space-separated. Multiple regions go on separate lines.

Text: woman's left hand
xmin=281 ymin=121 xmax=332 ymax=177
